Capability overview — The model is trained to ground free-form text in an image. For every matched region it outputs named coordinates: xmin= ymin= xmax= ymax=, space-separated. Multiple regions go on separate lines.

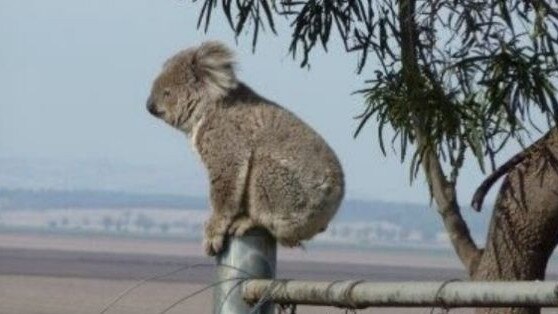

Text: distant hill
xmin=0 ymin=188 xmax=491 ymax=243
xmin=337 ymin=199 xmax=490 ymax=242
xmin=0 ymin=158 xmax=492 ymax=233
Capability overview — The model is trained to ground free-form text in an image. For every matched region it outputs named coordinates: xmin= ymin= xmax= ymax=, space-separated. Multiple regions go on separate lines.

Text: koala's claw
xmin=204 ymin=215 xmax=232 ymax=256
xmin=228 ymin=217 xmax=257 ymax=237
xmin=203 ymin=233 xmax=225 ymax=256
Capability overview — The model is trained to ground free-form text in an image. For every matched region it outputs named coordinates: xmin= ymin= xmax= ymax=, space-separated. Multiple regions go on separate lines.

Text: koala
xmin=147 ymin=41 xmax=345 ymax=256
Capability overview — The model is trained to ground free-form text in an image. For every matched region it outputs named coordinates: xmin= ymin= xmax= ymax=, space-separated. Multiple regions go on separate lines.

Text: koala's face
xmin=146 ymin=51 xmax=198 ymax=128
xmin=147 ymin=41 xmax=237 ymax=130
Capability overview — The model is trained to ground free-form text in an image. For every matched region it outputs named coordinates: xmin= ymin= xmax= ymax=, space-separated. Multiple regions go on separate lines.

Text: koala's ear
xmin=192 ymin=41 xmax=238 ymax=99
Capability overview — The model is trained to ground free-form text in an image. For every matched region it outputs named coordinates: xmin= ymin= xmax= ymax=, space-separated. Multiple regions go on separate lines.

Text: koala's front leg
xmin=203 ymin=213 xmax=232 ymax=256
xmin=203 ymin=155 xmax=252 ymax=256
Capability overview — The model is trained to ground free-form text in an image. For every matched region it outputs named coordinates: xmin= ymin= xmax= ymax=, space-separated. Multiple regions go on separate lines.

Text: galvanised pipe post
xmin=213 ymin=228 xmax=277 ymax=314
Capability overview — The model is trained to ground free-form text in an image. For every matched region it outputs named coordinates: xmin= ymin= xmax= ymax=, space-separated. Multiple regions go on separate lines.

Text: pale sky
xmin=0 ymin=0 xmax=511 ymax=204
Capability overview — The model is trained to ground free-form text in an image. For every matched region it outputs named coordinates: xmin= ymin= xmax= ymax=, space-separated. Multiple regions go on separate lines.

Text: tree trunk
xmin=397 ymin=0 xmax=558 ymax=313
xmin=471 ymin=131 xmax=558 ymax=313
xmin=398 ymin=0 xmax=482 ymax=272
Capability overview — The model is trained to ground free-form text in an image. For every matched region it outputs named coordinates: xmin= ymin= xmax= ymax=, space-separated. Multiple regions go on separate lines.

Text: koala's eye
xmin=163 ymin=89 xmax=171 ymax=97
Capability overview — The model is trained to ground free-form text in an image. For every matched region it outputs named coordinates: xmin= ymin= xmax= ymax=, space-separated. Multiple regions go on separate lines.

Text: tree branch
xmin=398 ymin=0 xmax=482 ymax=274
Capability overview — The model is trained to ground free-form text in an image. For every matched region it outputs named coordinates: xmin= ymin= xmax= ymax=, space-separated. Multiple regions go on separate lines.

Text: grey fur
xmin=147 ymin=41 xmax=344 ymax=255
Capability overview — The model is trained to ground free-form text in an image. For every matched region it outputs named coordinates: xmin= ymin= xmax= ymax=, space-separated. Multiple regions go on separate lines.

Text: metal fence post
xmin=213 ymin=228 xmax=277 ymax=314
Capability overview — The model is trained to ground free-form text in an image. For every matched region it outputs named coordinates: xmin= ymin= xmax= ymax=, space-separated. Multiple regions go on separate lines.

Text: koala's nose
xmin=146 ymin=96 xmax=158 ymax=116
xmin=147 ymin=104 xmax=157 ymax=115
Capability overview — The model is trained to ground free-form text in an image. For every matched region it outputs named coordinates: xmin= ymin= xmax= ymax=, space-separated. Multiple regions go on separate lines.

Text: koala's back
xmin=196 ymin=83 xmax=344 ymax=245
xmin=220 ymin=83 xmax=342 ymax=184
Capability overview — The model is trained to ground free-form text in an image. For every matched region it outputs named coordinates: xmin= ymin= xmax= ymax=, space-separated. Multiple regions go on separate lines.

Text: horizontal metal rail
xmin=242 ymin=279 xmax=558 ymax=308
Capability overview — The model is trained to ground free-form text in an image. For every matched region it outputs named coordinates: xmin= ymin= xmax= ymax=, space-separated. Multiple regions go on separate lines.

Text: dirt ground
xmin=0 ymin=232 xmax=557 ymax=314
xmin=0 ymin=275 xmax=476 ymax=314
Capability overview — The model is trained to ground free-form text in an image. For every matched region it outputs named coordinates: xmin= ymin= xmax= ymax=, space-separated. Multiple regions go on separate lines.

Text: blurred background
xmin=0 ymin=1 xmax=546 ymax=313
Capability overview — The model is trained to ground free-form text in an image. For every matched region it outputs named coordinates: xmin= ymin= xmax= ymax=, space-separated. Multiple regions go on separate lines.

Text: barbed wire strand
xmin=158 ymin=277 xmax=247 ymax=314
xmin=430 ymin=278 xmax=462 ymax=314
xmin=216 ymin=279 xmax=248 ymax=314
xmin=248 ymin=280 xmax=283 ymax=314
xmin=277 ymin=304 xmax=297 ymax=314
xmin=99 ymin=263 xmax=253 ymax=314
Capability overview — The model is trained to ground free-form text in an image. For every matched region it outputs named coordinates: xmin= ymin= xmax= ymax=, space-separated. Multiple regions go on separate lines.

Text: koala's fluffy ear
xmin=192 ymin=41 xmax=238 ymax=99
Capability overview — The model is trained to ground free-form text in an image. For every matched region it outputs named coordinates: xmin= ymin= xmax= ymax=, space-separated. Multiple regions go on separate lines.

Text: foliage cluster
xmin=194 ymin=0 xmax=558 ymax=180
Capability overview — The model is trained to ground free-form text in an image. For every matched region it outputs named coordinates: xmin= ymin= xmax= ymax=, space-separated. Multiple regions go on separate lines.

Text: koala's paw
xmin=228 ymin=217 xmax=258 ymax=237
xmin=279 ymin=237 xmax=303 ymax=248
xmin=203 ymin=233 xmax=225 ymax=256
xmin=203 ymin=217 xmax=230 ymax=256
